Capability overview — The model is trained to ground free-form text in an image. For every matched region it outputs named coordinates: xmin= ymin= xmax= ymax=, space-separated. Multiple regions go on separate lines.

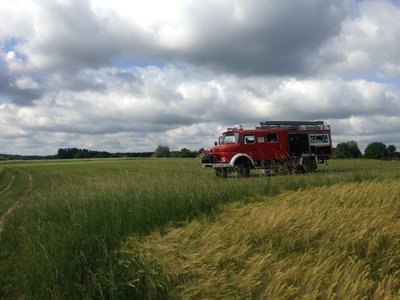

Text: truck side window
xmin=267 ymin=133 xmax=278 ymax=143
xmin=243 ymin=134 xmax=255 ymax=144
xmin=257 ymin=136 xmax=265 ymax=143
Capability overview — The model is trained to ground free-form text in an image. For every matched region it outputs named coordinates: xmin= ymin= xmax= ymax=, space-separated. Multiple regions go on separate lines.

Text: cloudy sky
xmin=1 ymin=0 xmax=400 ymax=155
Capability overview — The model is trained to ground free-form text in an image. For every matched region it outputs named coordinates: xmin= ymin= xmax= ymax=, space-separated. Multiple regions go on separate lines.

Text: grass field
xmin=0 ymin=158 xmax=400 ymax=299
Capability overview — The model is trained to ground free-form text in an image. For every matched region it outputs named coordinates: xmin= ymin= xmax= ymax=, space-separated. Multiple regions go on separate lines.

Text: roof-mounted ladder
xmin=258 ymin=120 xmax=330 ymax=130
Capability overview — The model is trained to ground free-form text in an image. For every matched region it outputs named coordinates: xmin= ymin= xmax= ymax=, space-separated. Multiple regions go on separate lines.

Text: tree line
xmin=57 ymin=148 xmax=153 ymax=159
xmin=334 ymin=141 xmax=399 ymax=159
xmin=57 ymin=146 xmax=199 ymax=159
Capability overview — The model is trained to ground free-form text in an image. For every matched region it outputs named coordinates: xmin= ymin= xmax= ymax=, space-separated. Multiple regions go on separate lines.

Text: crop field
xmin=0 ymin=158 xmax=400 ymax=299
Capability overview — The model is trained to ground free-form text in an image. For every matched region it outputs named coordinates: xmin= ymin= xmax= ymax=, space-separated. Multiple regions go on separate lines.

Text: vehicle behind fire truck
xmin=201 ymin=121 xmax=332 ymax=177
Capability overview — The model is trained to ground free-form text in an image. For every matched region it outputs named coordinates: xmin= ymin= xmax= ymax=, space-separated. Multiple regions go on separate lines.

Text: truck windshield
xmin=221 ymin=132 xmax=239 ymax=144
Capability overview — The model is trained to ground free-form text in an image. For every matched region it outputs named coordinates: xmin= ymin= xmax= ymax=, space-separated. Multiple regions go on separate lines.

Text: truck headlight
xmin=221 ymin=157 xmax=227 ymax=163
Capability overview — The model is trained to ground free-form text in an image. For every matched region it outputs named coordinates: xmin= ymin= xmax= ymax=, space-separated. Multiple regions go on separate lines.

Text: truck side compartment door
xmin=288 ymin=133 xmax=309 ymax=156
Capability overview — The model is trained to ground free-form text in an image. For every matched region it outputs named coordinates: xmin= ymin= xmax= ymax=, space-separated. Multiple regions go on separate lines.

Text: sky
xmin=1 ymin=0 xmax=400 ymax=155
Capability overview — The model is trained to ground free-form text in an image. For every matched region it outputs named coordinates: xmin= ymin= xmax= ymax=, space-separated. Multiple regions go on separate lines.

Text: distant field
xmin=0 ymin=158 xmax=400 ymax=299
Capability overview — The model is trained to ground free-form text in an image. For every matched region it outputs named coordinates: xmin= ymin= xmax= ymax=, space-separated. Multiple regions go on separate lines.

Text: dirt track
xmin=0 ymin=171 xmax=33 ymax=234
xmin=0 ymin=175 xmax=15 ymax=197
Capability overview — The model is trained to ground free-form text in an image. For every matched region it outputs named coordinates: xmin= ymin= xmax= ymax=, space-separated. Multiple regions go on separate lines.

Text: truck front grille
xmin=201 ymin=154 xmax=217 ymax=164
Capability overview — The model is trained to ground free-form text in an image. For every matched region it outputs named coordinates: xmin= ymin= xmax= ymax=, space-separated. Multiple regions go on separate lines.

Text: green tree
xmin=154 ymin=145 xmax=170 ymax=157
xmin=170 ymin=148 xmax=195 ymax=158
xmin=179 ymin=148 xmax=192 ymax=158
xmin=364 ymin=142 xmax=388 ymax=159
xmin=334 ymin=141 xmax=361 ymax=159
xmin=387 ymin=144 xmax=396 ymax=156
xmin=348 ymin=141 xmax=362 ymax=158
xmin=334 ymin=143 xmax=351 ymax=159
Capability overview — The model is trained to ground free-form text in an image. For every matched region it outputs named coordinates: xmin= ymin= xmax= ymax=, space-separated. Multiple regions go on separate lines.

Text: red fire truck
xmin=202 ymin=121 xmax=332 ymax=177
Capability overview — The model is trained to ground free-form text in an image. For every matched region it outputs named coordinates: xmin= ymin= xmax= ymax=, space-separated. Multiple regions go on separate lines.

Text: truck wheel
xmin=235 ymin=162 xmax=250 ymax=177
xmin=302 ymin=158 xmax=317 ymax=173
xmin=309 ymin=158 xmax=317 ymax=172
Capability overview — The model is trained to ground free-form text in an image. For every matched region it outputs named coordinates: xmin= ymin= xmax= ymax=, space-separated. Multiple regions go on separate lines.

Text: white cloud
xmin=15 ymin=76 xmax=40 ymax=90
xmin=318 ymin=1 xmax=400 ymax=77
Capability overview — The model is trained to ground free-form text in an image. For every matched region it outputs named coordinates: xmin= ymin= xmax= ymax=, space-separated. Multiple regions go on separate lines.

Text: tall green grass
xmin=0 ymin=158 xmax=399 ymax=298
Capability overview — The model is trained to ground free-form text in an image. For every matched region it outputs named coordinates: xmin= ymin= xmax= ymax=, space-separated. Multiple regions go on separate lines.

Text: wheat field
xmin=120 ymin=180 xmax=400 ymax=299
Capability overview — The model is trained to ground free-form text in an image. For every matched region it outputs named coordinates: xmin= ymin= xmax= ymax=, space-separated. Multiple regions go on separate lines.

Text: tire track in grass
xmin=0 ymin=175 xmax=15 ymax=197
xmin=0 ymin=171 xmax=33 ymax=234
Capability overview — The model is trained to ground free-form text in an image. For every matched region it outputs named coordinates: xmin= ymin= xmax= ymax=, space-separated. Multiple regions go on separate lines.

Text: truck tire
xmin=301 ymin=158 xmax=317 ymax=173
xmin=235 ymin=161 xmax=250 ymax=177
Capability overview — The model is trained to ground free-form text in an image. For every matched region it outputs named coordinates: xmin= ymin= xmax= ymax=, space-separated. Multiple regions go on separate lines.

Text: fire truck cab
xmin=202 ymin=121 xmax=332 ymax=177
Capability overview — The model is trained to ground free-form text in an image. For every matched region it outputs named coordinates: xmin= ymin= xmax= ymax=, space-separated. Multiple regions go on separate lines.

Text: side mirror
xmin=214 ymin=141 xmax=217 ymax=146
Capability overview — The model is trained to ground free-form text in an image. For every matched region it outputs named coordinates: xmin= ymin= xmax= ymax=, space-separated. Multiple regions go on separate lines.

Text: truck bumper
xmin=202 ymin=163 xmax=232 ymax=168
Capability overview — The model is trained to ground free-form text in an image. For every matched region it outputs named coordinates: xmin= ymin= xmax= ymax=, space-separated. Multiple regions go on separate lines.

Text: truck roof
xmin=224 ymin=121 xmax=331 ymax=134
